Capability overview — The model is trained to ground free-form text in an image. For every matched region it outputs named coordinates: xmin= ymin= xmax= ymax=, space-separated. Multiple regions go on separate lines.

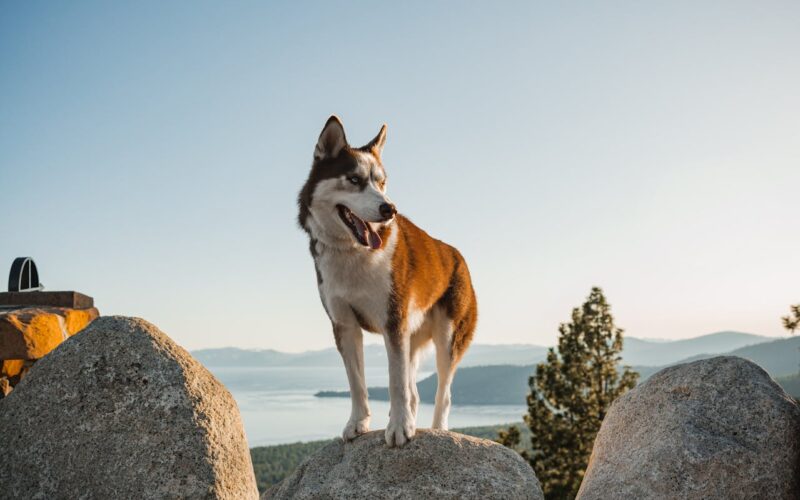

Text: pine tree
xmin=783 ymin=304 xmax=800 ymax=333
xmin=501 ymin=287 xmax=638 ymax=500
xmin=496 ymin=424 xmax=528 ymax=461
xmin=782 ymin=305 xmax=800 ymax=378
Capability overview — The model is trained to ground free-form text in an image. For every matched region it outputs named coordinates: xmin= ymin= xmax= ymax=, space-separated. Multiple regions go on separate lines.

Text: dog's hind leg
xmin=432 ymin=252 xmax=478 ymax=430
xmin=408 ymin=327 xmax=433 ymax=422
xmin=333 ymin=322 xmax=371 ymax=441
xmin=408 ymin=348 xmax=421 ymax=422
xmin=431 ymin=316 xmax=456 ymax=430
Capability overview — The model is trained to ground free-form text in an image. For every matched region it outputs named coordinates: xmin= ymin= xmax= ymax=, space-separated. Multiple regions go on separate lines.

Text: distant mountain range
xmin=621 ymin=331 xmax=775 ymax=366
xmin=316 ymin=335 xmax=800 ymax=404
xmin=632 ymin=335 xmax=800 ymax=380
xmin=192 ymin=343 xmax=549 ymax=370
xmin=193 ymin=331 xmax=782 ymax=371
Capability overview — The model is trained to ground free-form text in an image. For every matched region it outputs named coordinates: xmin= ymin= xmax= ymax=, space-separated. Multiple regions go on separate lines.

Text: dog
xmin=297 ymin=116 xmax=477 ymax=447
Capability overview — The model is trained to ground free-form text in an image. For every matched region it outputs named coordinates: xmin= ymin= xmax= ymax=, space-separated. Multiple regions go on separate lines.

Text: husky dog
xmin=298 ymin=116 xmax=477 ymax=447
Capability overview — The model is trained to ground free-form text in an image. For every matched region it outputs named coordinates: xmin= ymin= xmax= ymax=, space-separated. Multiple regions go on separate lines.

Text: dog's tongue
xmin=366 ymin=224 xmax=382 ymax=250
xmin=351 ymin=216 xmax=382 ymax=250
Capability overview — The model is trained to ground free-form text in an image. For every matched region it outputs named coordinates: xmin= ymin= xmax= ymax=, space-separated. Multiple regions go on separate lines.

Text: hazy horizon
xmin=195 ymin=329 xmax=787 ymax=353
xmin=2 ymin=2 xmax=799 ymax=351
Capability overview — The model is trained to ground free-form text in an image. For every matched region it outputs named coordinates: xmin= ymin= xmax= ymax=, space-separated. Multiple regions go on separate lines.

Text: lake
xmin=207 ymin=366 xmax=527 ymax=446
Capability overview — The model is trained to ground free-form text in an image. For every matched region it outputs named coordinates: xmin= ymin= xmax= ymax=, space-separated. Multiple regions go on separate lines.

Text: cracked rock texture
xmin=577 ymin=356 xmax=800 ymax=500
xmin=264 ymin=429 xmax=543 ymax=500
xmin=0 ymin=316 xmax=258 ymax=500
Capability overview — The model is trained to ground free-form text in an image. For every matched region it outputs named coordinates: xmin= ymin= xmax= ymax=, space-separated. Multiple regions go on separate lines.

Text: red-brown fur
xmin=387 ymin=215 xmax=477 ymax=362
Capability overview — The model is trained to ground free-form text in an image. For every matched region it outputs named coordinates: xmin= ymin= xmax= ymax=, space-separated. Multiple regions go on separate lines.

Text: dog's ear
xmin=314 ymin=116 xmax=348 ymax=161
xmin=363 ymin=124 xmax=387 ymax=159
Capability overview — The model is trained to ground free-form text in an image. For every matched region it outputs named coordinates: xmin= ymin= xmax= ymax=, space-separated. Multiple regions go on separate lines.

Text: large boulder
xmin=578 ymin=356 xmax=800 ymax=500
xmin=265 ymin=429 xmax=543 ymax=499
xmin=0 ymin=316 xmax=258 ymax=499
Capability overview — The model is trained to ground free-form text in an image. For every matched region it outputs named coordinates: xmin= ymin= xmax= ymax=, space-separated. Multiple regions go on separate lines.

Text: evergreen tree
xmin=501 ymin=287 xmax=638 ymax=500
xmin=782 ymin=304 xmax=800 ymax=377
xmin=496 ymin=424 xmax=528 ymax=461
xmin=783 ymin=304 xmax=800 ymax=333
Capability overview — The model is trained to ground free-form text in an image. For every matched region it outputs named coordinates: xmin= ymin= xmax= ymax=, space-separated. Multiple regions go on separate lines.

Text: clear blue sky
xmin=2 ymin=2 xmax=798 ymax=351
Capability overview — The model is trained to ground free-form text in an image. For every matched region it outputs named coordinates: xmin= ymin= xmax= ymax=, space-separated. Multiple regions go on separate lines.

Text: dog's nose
xmin=379 ymin=203 xmax=397 ymax=221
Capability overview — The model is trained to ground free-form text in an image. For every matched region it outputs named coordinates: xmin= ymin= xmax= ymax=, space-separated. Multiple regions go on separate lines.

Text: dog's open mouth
xmin=337 ymin=204 xmax=382 ymax=250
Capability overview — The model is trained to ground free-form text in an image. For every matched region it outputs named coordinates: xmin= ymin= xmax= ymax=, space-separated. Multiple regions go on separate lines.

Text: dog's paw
xmin=342 ymin=416 xmax=370 ymax=441
xmin=385 ymin=412 xmax=415 ymax=447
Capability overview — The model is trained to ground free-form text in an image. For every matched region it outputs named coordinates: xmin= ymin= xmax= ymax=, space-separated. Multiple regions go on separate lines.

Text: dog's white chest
xmin=313 ymin=237 xmax=395 ymax=331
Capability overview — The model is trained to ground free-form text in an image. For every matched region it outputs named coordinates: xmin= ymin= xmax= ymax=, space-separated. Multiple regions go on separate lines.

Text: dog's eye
xmin=348 ymin=176 xmax=360 ymax=185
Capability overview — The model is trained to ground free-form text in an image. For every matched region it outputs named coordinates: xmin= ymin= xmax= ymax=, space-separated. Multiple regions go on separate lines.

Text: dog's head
xmin=298 ymin=116 xmax=396 ymax=250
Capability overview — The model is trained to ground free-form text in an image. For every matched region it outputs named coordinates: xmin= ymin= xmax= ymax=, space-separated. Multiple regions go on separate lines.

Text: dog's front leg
xmin=384 ymin=331 xmax=415 ymax=447
xmin=333 ymin=322 xmax=371 ymax=441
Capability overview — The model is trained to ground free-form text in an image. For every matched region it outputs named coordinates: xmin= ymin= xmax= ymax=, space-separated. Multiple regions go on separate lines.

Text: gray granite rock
xmin=578 ymin=356 xmax=800 ymax=500
xmin=264 ymin=429 xmax=543 ymax=500
xmin=0 ymin=316 xmax=258 ymax=500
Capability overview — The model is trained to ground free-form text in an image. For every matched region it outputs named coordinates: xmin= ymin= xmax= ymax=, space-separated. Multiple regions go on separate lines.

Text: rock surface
xmin=265 ymin=429 xmax=543 ymax=500
xmin=0 ymin=306 xmax=100 ymax=359
xmin=0 ymin=316 xmax=258 ymax=499
xmin=577 ymin=356 xmax=800 ymax=500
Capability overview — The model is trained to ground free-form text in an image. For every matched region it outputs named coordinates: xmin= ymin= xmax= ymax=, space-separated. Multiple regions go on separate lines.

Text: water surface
xmin=208 ymin=366 xmax=526 ymax=446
